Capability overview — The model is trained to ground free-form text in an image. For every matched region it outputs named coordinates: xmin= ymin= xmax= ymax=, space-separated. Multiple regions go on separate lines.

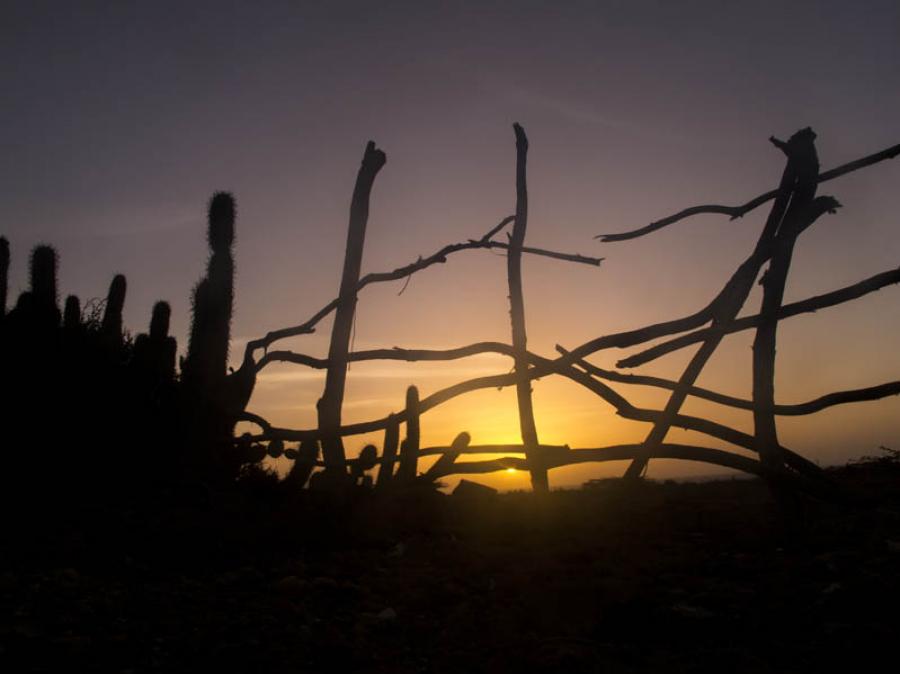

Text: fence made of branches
xmin=238 ymin=125 xmax=900 ymax=499
xmin=1 ymin=124 xmax=897 ymax=505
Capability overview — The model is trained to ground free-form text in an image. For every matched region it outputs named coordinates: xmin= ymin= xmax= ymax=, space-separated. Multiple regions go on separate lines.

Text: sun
xmin=506 ymin=468 xmax=516 ymax=474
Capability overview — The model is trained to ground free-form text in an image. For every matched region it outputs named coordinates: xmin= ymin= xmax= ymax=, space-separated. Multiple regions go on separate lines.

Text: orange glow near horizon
xmin=250 ymin=263 xmax=900 ymax=493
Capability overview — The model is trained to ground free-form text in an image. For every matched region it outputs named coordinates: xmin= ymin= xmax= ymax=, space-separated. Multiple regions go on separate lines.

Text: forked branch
xmin=597 ymin=141 xmax=898 ymax=242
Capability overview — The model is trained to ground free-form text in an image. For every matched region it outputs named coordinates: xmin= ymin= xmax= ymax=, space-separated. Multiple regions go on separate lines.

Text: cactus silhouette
xmin=30 ymin=245 xmax=58 ymax=310
xmin=149 ymin=300 xmax=170 ymax=340
xmin=14 ymin=244 xmax=62 ymax=333
xmin=184 ymin=192 xmax=235 ymax=389
xmin=0 ymin=237 xmax=8 ymax=319
xmin=178 ymin=192 xmax=255 ymax=484
xmin=101 ymin=274 xmax=127 ymax=343
xmin=134 ymin=300 xmax=177 ymax=383
xmin=63 ymin=295 xmax=81 ymax=331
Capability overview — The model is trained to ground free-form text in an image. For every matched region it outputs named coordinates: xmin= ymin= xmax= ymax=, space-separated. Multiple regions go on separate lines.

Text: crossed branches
xmin=239 ymin=128 xmax=899 ymax=496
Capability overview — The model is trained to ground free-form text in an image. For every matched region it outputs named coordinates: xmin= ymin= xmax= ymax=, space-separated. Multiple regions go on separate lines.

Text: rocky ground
xmin=2 ymin=458 xmax=900 ymax=673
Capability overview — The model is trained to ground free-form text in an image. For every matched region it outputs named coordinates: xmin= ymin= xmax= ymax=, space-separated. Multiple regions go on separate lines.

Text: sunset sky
xmin=3 ymin=1 xmax=899 ymax=490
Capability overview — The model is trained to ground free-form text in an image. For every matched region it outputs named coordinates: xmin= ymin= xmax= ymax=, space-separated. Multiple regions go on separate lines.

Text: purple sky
xmin=3 ymin=1 xmax=899 ymax=488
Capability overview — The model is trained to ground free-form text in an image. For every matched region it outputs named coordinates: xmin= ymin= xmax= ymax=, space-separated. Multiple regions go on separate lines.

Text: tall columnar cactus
xmin=134 ymin=300 xmax=177 ymax=384
xmin=63 ymin=295 xmax=82 ymax=332
xmin=101 ymin=274 xmax=127 ymax=343
xmin=21 ymin=244 xmax=62 ymax=331
xmin=30 ymin=245 xmax=59 ymax=311
xmin=149 ymin=300 xmax=170 ymax=340
xmin=184 ymin=192 xmax=235 ymax=388
xmin=0 ymin=237 xmax=8 ymax=319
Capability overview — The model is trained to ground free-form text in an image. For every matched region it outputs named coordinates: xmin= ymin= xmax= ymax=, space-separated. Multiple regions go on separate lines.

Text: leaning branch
xmin=597 ymin=141 xmax=899 ymax=242
xmin=617 ymin=266 xmax=900 ymax=368
xmin=559 ymin=344 xmax=900 ymax=415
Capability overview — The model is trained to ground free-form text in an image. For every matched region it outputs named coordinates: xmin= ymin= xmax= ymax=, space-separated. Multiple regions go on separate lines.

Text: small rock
xmin=60 ymin=568 xmax=80 ymax=584
xmin=452 ymin=480 xmax=498 ymax=499
xmin=671 ymin=603 xmax=715 ymax=619
xmin=275 ymin=575 xmax=306 ymax=597
xmin=822 ymin=582 xmax=842 ymax=595
xmin=377 ymin=607 xmax=397 ymax=621
xmin=216 ymin=571 xmax=240 ymax=586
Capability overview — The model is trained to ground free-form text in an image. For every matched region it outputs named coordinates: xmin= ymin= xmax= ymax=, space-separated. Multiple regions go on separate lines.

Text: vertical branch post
xmin=509 ymin=123 xmax=548 ymax=493
xmin=285 ymin=440 xmax=319 ymax=489
xmin=624 ymin=129 xmax=814 ymax=479
xmin=375 ymin=414 xmax=400 ymax=490
xmin=317 ymin=141 xmax=387 ymax=473
xmin=753 ymin=128 xmax=820 ymax=471
xmin=397 ymin=385 xmax=420 ymax=482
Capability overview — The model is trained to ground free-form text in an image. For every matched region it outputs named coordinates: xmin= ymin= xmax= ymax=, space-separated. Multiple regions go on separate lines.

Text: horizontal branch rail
xmin=425 ymin=444 xmax=841 ymax=501
xmin=559 ymin=346 xmax=900 ymax=416
xmin=597 ymin=141 xmax=899 ymax=242
xmin=246 ymin=217 xmax=602 ymax=361
xmin=428 ymin=443 xmax=765 ymax=478
xmin=246 ymin=349 xmax=825 ymax=479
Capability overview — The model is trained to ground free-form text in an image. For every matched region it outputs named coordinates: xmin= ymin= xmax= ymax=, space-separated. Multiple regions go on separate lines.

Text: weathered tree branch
xmin=246 ymin=348 xmax=825 ymax=482
xmin=244 ymin=218 xmax=602 ymax=362
xmin=753 ymin=128 xmax=820 ymax=472
xmin=547 ymin=195 xmax=835 ymax=368
xmin=617 ymin=262 xmax=898 ymax=369
xmin=318 ymin=140 xmax=387 ymax=471
xmin=597 ymin=141 xmax=898 ymax=242
xmin=624 ymin=131 xmax=824 ymax=479
xmin=559 ymin=346 xmax=900 ymax=416
xmin=374 ymin=415 xmax=400 ymax=490
xmin=508 ymin=122 xmax=546 ymax=492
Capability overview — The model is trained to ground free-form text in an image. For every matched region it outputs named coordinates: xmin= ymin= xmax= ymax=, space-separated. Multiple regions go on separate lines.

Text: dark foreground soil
xmin=2 ymin=461 xmax=900 ymax=673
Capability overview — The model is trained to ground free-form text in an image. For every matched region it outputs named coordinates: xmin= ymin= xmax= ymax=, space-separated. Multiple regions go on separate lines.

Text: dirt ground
xmin=2 ymin=460 xmax=899 ymax=673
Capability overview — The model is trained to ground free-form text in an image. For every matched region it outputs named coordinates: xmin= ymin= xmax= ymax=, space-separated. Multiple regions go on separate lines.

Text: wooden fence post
xmin=397 ymin=385 xmax=420 ymax=482
xmin=375 ymin=414 xmax=400 ymax=490
xmin=317 ymin=141 xmax=387 ymax=475
xmin=753 ymin=129 xmax=820 ymax=472
xmin=508 ymin=123 xmax=548 ymax=493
